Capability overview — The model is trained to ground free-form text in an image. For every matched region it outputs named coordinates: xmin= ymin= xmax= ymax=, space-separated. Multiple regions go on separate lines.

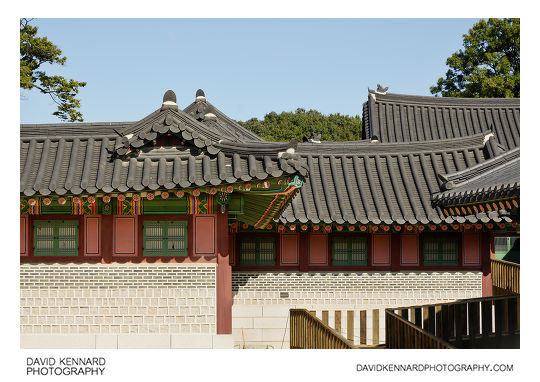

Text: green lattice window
xmin=143 ymin=220 xmax=188 ymax=256
xmin=422 ymin=235 xmax=459 ymax=266
xmin=33 ymin=220 xmax=79 ymax=256
xmin=239 ymin=236 xmax=275 ymax=266
xmin=332 ymin=236 xmax=368 ymax=266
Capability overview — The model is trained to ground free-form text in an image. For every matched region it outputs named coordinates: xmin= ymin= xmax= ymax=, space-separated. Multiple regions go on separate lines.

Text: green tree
xmin=430 ymin=18 xmax=519 ymax=98
xmin=238 ymin=108 xmax=362 ymax=142
xmin=20 ymin=19 xmax=87 ymax=122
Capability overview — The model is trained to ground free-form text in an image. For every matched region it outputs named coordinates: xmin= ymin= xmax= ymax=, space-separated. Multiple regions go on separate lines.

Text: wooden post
xmin=322 ymin=310 xmax=329 ymax=325
xmin=335 ymin=311 xmax=341 ymax=334
xmin=101 ymin=214 xmax=113 ymax=263
xmin=481 ymin=232 xmax=493 ymax=297
xmin=372 ymin=309 xmax=379 ymax=345
xmin=391 ymin=233 xmax=401 ymax=271
xmin=360 ymin=310 xmax=367 ymax=345
xmin=347 ymin=311 xmax=354 ymax=342
xmin=216 ymin=208 xmax=232 ymax=334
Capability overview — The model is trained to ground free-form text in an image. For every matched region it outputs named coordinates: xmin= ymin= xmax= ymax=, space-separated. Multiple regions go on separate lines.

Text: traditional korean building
xmin=20 ymin=88 xmax=520 ymax=349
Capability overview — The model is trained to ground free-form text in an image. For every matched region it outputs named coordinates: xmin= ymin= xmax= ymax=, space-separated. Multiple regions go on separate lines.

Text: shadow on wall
xmin=502 ymin=239 xmax=520 ymax=264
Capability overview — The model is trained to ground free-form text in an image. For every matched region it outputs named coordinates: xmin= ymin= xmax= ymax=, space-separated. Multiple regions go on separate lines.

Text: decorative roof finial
xmin=196 ymin=89 xmax=206 ymax=102
xmin=303 ymin=132 xmax=321 ymax=144
xmin=375 ymin=84 xmax=389 ymax=95
xmin=161 ymin=90 xmax=178 ymax=111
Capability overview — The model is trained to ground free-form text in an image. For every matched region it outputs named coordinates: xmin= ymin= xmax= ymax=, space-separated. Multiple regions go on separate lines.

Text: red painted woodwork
xmin=101 ymin=215 xmax=113 ymax=263
xmin=113 ymin=216 xmax=138 ymax=256
xmin=309 ymin=233 xmax=328 ymax=265
xmin=462 ymin=232 xmax=481 ymax=265
xmin=216 ymin=210 xmax=232 ymax=334
xmin=194 ymin=215 xmax=216 ymax=256
xmin=281 ymin=233 xmax=299 ymax=265
xmin=20 ymin=216 xmax=28 ymax=256
xmin=390 ymin=233 xmax=400 ymax=271
xmin=84 ymin=216 xmax=100 ymax=256
xmin=481 ymin=232 xmax=493 ymax=297
xmin=401 ymin=233 xmax=419 ymax=266
xmin=299 ymin=232 xmax=309 ymax=271
xmin=372 ymin=234 xmax=391 ymax=266
xmin=228 ymin=234 xmax=236 ymax=266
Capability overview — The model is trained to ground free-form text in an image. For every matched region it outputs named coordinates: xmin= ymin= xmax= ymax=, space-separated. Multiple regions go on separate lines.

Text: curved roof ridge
xmin=184 ymin=95 xmax=263 ymax=142
xmin=297 ymin=132 xmax=489 ymax=155
xmin=369 ymin=90 xmax=521 ymax=106
xmin=440 ymin=147 xmax=520 ymax=186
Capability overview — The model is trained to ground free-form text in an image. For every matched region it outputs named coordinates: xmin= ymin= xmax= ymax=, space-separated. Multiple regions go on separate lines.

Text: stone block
xmin=253 ymin=317 xmax=289 ymax=329
xmin=232 ymin=305 xmax=263 ymax=317
xmin=21 ymin=335 xmax=96 ymax=349
xmin=118 ymin=334 xmax=170 ymax=349
xmin=171 ymin=334 xmax=213 ymax=349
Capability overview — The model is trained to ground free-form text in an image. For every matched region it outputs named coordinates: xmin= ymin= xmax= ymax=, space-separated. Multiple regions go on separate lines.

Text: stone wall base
xmin=20 ymin=334 xmax=233 ymax=349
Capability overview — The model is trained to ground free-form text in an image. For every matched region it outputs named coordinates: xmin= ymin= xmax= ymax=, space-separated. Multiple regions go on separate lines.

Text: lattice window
xmin=239 ymin=236 xmax=276 ymax=266
xmin=422 ymin=235 xmax=459 ymax=266
xmin=332 ymin=236 xmax=367 ymax=266
xmin=33 ymin=220 xmax=79 ymax=256
xmin=143 ymin=220 xmax=187 ymax=256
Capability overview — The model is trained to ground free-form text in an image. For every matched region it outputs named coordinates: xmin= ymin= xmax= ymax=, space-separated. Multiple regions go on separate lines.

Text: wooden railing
xmin=290 ymin=309 xmax=358 ymax=349
xmin=491 ymin=258 xmax=520 ymax=295
xmin=385 ymin=294 xmax=520 ymax=349
xmin=385 ymin=309 xmax=453 ymax=349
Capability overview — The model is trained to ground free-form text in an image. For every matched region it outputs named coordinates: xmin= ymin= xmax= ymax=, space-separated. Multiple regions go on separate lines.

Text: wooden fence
xmin=491 ymin=258 xmax=520 ymax=295
xmin=385 ymin=294 xmax=520 ymax=349
xmin=290 ymin=309 xmax=358 ymax=349
xmin=385 ymin=310 xmax=453 ymax=348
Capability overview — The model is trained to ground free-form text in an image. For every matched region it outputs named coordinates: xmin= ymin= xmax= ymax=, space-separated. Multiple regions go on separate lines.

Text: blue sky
xmin=20 ymin=18 xmax=480 ymax=124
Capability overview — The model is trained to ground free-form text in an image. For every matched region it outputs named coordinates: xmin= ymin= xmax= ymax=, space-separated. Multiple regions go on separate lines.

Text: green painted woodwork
xmin=239 ymin=236 xmax=276 ymax=266
xmin=33 ymin=220 xmax=78 ymax=256
xmin=228 ymin=194 xmax=244 ymax=214
xmin=143 ymin=220 xmax=188 ymax=256
xmin=41 ymin=201 xmax=72 ymax=215
xmin=423 ymin=236 xmax=459 ymax=266
xmin=143 ymin=199 xmax=187 ymax=215
xmin=331 ymin=236 xmax=367 ymax=266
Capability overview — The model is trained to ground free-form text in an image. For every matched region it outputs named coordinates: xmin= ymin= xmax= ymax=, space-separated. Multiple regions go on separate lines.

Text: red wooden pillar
xmin=101 ymin=214 xmax=113 ymax=263
xmin=216 ymin=208 xmax=232 ymax=334
xmin=299 ymin=232 xmax=309 ymax=271
xmin=481 ymin=231 xmax=493 ymax=297
xmin=390 ymin=233 xmax=401 ymax=272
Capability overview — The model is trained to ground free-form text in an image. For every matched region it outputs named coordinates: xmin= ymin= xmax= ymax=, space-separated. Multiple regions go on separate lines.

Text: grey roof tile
xmin=362 ymin=91 xmax=520 ymax=151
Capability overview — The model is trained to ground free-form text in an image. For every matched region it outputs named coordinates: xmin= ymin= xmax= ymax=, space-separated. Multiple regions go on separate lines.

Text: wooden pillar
xmin=481 ymin=231 xmax=493 ymax=297
xmin=391 ymin=232 xmax=401 ymax=272
xmin=216 ymin=208 xmax=232 ymax=334
xmin=101 ymin=214 xmax=113 ymax=263
xmin=299 ymin=232 xmax=309 ymax=272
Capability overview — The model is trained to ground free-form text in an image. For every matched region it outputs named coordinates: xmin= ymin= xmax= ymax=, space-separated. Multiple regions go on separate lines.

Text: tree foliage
xmin=20 ymin=19 xmax=87 ymax=122
xmin=238 ymin=108 xmax=362 ymax=142
xmin=430 ymin=18 xmax=519 ymax=98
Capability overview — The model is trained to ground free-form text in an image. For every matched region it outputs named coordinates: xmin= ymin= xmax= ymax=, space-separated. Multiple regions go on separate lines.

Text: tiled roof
xmin=20 ymin=89 xmax=519 ymax=225
xmin=20 ymin=91 xmax=307 ymax=197
xmin=362 ymin=90 xmax=520 ymax=151
xmin=433 ymin=148 xmax=520 ymax=207
xmin=278 ymin=134 xmax=513 ymax=225
xmin=183 ymin=89 xmax=263 ymax=142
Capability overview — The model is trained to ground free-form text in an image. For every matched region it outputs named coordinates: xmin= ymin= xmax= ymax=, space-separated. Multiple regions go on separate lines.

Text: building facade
xmin=20 ymin=89 xmax=519 ymax=348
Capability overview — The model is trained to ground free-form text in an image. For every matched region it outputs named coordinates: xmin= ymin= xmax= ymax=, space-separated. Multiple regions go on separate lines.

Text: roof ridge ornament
xmin=196 ymin=89 xmax=206 ymax=102
xmin=375 ymin=84 xmax=389 ymax=95
xmin=161 ymin=90 xmax=179 ymax=111
xmin=303 ymin=132 xmax=321 ymax=144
